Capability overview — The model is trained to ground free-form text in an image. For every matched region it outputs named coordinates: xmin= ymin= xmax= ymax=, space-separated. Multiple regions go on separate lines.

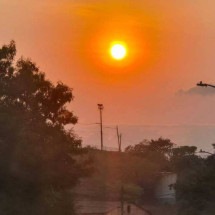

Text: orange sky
xmin=1 ymin=0 xmax=215 ymax=150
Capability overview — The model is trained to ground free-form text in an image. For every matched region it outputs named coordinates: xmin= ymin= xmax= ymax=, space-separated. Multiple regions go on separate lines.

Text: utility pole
xmin=119 ymin=134 xmax=122 ymax=152
xmin=116 ymin=126 xmax=122 ymax=152
xmin=97 ymin=104 xmax=104 ymax=151
xmin=120 ymin=185 xmax=124 ymax=215
xmin=117 ymin=125 xmax=123 ymax=214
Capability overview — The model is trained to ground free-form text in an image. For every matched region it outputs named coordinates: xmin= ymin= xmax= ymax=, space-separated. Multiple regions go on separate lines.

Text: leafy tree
xmin=125 ymin=137 xmax=174 ymax=156
xmin=125 ymin=137 xmax=174 ymax=170
xmin=125 ymin=138 xmax=175 ymax=200
xmin=148 ymin=137 xmax=174 ymax=156
xmin=0 ymin=41 xmax=89 ymax=214
xmin=171 ymin=146 xmax=198 ymax=172
xmin=175 ymin=145 xmax=215 ymax=215
xmin=172 ymin=146 xmax=197 ymax=157
xmin=175 ymin=155 xmax=215 ymax=215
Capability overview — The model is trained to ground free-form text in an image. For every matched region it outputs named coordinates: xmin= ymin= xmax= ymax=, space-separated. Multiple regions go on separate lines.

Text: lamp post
xmin=197 ymin=81 xmax=215 ymax=88
xmin=199 ymin=149 xmax=214 ymax=155
xmin=197 ymin=81 xmax=215 ymax=156
xmin=97 ymin=104 xmax=104 ymax=151
xmin=116 ymin=126 xmax=122 ymax=152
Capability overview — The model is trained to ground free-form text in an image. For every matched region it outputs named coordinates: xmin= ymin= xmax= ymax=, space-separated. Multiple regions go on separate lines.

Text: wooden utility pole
xmin=97 ymin=104 xmax=104 ymax=150
xmin=116 ymin=126 xmax=122 ymax=152
xmin=120 ymin=185 xmax=124 ymax=215
xmin=119 ymin=134 xmax=122 ymax=152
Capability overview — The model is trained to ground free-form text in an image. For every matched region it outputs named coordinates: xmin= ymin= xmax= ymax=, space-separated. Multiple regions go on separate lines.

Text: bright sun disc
xmin=110 ymin=43 xmax=127 ymax=60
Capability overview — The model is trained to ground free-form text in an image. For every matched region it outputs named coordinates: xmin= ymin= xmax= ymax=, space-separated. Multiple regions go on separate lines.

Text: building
xmin=155 ymin=172 xmax=177 ymax=204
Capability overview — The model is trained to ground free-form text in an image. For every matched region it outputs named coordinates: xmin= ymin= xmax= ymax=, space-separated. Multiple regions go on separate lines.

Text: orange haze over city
xmin=1 ymin=0 xmax=215 ymax=151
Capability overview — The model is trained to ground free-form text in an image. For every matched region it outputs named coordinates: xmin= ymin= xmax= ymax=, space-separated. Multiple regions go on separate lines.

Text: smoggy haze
xmin=1 ymin=0 xmax=215 ymax=151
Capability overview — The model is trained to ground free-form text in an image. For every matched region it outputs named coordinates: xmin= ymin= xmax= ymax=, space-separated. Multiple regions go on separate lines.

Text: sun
xmin=110 ymin=42 xmax=127 ymax=60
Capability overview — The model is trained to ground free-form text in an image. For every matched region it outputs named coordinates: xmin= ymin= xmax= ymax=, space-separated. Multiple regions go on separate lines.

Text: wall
xmin=155 ymin=173 xmax=177 ymax=204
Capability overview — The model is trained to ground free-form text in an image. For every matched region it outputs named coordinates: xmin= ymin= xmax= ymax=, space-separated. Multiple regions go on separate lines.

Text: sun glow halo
xmin=110 ymin=42 xmax=127 ymax=60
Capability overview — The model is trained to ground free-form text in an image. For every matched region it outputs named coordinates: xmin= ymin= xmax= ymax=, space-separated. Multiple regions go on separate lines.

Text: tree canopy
xmin=125 ymin=137 xmax=174 ymax=171
xmin=0 ymin=41 xmax=89 ymax=214
xmin=175 ymin=145 xmax=215 ymax=215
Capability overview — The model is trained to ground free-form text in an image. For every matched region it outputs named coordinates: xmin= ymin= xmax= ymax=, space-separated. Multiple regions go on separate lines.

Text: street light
xmin=197 ymin=81 xmax=215 ymax=88
xmin=199 ymin=149 xmax=214 ymax=155
xmin=97 ymin=104 xmax=104 ymax=151
xmin=196 ymin=81 xmax=215 ymax=156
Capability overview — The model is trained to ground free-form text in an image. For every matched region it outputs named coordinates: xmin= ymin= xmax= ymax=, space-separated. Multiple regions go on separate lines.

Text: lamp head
xmin=97 ymin=104 xmax=104 ymax=110
xmin=197 ymin=81 xmax=207 ymax=87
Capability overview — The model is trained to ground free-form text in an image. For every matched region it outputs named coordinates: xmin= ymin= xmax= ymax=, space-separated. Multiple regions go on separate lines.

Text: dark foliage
xmin=125 ymin=137 xmax=174 ymax=170
xmin=125 ymin=137 xmax=175 ymax=200
xmin=169 ymin=144 xmax=215 ymax=215
xmin=0 ymin=41 xmax=90 ymax=214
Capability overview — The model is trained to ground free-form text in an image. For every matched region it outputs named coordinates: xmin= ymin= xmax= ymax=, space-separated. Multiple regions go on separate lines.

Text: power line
xmin=78 ymin=122 xmax=123 ymax=152
xmin=104 ymin=126 xmax=116 ymax=129
xmin=78 ymin=122 xmax=99 ymax=126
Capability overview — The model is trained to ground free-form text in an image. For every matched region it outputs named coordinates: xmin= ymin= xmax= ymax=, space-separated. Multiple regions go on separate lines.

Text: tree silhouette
xmin=0 ymin=41 xmax=89 ymax=214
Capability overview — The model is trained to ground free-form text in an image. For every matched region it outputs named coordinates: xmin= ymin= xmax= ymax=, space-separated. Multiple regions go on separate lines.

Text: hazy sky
xmin=1 ymin=0 xmax=215 ymax=150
